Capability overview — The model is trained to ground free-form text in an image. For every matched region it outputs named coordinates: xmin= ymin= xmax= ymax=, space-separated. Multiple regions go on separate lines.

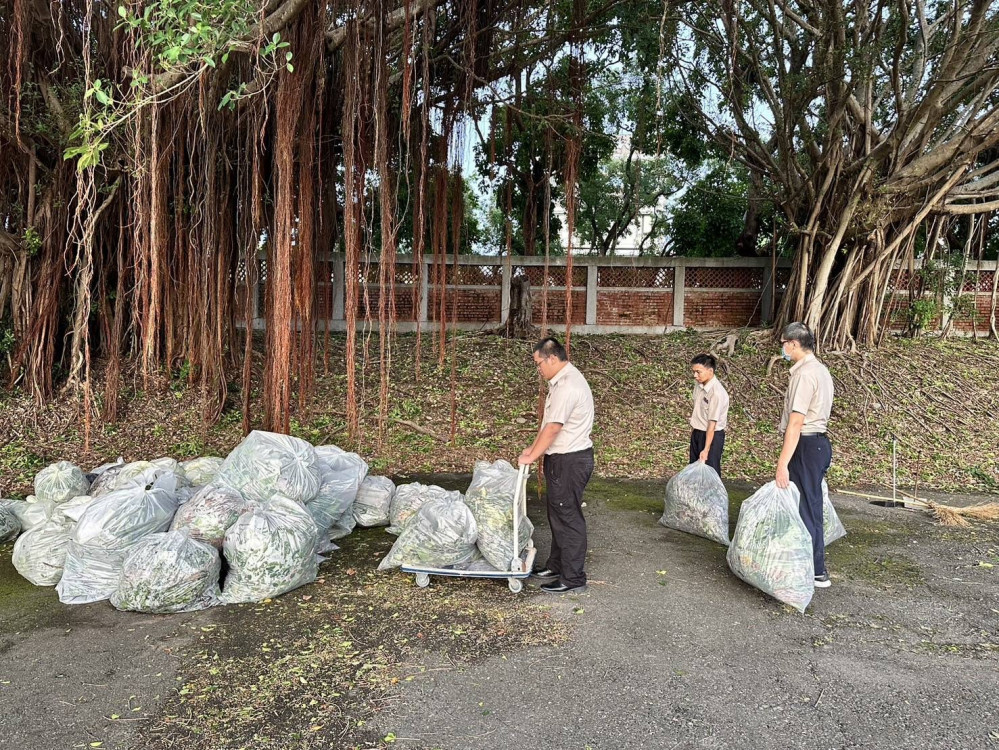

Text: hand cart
xmin=401 ymin=464 xmax=536 ymax=593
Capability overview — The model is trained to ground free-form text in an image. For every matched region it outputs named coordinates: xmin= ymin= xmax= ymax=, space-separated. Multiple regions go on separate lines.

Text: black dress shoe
xmin=530 ymin=568 xmax=559 ymax=579
xmin=539 ymin=581 xmax=587 ymax=594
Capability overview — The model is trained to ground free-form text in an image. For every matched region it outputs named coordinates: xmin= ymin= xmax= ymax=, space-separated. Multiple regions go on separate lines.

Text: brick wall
xmin=685 ymin=291 xmax=763 ymax=327
xmin=356 ymin=287 xmax=418 ymax=321
xmin=429 ymin=288 xmax=502 ymax=323
xmin=533 ymin=290 xmax=587 ymax=325
xmin=597 ymin=290 xmax=673 ymax=326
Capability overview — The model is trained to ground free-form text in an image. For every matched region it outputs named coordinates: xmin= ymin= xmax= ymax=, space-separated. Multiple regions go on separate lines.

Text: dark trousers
xmin=788 ymin=433 xmax=832 ymax=576
xmin=542 ymin=448 xmax=594 ymax=587
xmin=689 ymin=429 xmax=725 ymax=478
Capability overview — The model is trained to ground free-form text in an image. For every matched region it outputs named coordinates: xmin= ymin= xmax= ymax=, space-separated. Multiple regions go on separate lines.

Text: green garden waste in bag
xmin=218 ymin=431 xmax=321 ymax=506
xmin=0 ymin=499 xmax=21 ymax=542
xmin=180 ymin=457 xmax=224 ymax=487
xmin=378 ymin=494 xmax=478 ymax=571
xmin=56 ymin=477 xmax=179 ymax=605
xmin=170 ymin=484 xmax=250 ymax=549
xmin=220 ymin=495 xmax=320 ymax=604
xmin=34 ymin=461 xmax=90 ymax=505
xmin=353 ymin=475 xmax=396 ymax=527
xmin=387 ymin=483 xmax=460 ymax=536
xmin=660 ymin=461 xmax=730 ymax=546
xmin=111 ymin=530 xmax=221 ymax=614
xmin=727 ymin=481 xmax=814 ymax=613
xmin=464 ymin=460 xmax=532 ymax=571
xmin=12 ymin=511 xmax=73 ymax=586
xmin=314 ymin=446 xmax=366 ymax=540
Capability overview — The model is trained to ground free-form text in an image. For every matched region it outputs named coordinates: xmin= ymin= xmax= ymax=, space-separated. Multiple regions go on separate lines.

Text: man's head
xmin=532 ymin=337 xmax=568 ymax=380
xmin=690 ymin=353 xmax=717 ymax=384
xmin=780 ymin=322 xmax=815 ymax=363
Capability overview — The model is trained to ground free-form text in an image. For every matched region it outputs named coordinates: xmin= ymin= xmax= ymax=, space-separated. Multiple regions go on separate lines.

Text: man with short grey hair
xmin=776 ymin=322 xmax=835 ymax=588
xmin=519 ymin=336 xmax=594 ymax=594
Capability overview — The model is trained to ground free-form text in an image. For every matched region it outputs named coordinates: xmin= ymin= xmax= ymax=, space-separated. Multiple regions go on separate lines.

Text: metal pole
xmin=891 ymin=435 xmax=898 ymax=507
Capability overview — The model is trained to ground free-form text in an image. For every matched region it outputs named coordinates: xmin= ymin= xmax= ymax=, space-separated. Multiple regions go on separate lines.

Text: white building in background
xmin=553 ymin=135 xmax=668 ymax=257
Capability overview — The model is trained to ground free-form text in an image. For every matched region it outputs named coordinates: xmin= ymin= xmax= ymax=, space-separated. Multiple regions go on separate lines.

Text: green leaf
xmin=117 ymin=5 xmax=126 ymax=18
xmin=286 ymin=63 xmax=294 ymax=73
xmin=204 ymin=56 xmax=216 ymax=69
xmin=286 ymin=51 xmax=293 ymax=61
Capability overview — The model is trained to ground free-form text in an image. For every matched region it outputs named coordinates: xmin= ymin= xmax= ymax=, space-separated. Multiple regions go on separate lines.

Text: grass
xmin=1 ymin=332 xmax=998 ymax=498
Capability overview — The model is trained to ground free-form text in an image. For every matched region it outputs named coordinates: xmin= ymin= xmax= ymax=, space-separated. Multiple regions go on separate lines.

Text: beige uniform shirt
xmin=543 ymin=362 xmax=594 ymax=454
xmin=780 ymin=353 xmax=834 ymax=435
xmin=689 ymin=377 xmax=730 ymax=432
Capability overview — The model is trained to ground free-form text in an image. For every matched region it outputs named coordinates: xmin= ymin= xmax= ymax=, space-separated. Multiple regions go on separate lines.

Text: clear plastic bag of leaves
xmin=8 ymin=497 xmax=56 ymax=532
xmin=315 ymin=446 xmax=367 ymax=539
xmin=90 ymin=459 xmax=188 ymax=498
xmin=59 ymin=495 xmax=96 ymax=524
xmin=464 ymin=460 xmax=533 ymax=571
xmin=88 ymin=463 xmax=124 ymax=497
xmin=180 ymin=457 xmax=224 ymax=486
xmin=111 ymin=530 xmax=221 ymax=614
xmin=170 ymin=484 xmax=250 ymax=549
xmin=12 ymin=514 xmax=73 ymax=586
xmin=727 ymin=482 xmax=814 ymax=613
xmin=387 ymin=483 xmax=460 ymax=536
xmin=218 ymin=430 xmax=321 ymax=506
xmin=56 ymin=478 xmax=179 ymax=605
xmin=353 ymin=476 xmax=396 ymax=527
xmin=0 ymin=499 xmax=22 ymax=541
xmin=306 ymin=455 xmax=362 ymax=544
xmin=822 ymin=480 xmax=846 ymax=545
xmin=34 ymin=461 xmax=91 ymax=505
xmin=220 ymin=495 xmax=320 ymax=604
xmin=378 ymin=494 xmax=478 ymax=571
xmin=660 ymin=461 xmax=730 ymax=546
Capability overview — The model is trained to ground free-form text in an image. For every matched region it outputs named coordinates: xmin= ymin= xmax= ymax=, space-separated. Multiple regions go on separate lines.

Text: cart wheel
xmin=507 ymin=578 xmax=523 ymax=594
xmin=415 ymin=573 xmax=431 ymax=588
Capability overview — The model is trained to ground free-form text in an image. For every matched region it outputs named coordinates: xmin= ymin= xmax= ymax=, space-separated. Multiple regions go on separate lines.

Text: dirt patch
xmin=137 ymin=526 xmax=568 ymax=750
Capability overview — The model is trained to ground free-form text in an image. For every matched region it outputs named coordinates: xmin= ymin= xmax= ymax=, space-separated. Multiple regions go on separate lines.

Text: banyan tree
xmin=2 ymin=0 xmax=998 ymax=440
xmin=1 ymin=0 xmax=657 ymax=438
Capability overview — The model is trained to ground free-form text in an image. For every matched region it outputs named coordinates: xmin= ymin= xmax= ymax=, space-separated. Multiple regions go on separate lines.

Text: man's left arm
xmin=519 ymin=422 xmax=563 ymax=466
xmin=776 ymin=412 xmax=804 ymax=488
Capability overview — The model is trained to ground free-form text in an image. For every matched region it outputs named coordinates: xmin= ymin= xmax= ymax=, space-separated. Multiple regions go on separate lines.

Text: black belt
xmin=546 ymin=447 xmax=594 ymax=458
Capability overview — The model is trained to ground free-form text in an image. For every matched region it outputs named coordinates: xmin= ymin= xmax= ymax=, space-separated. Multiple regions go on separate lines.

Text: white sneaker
xmin=814 ymin=573 xmax=832 ymax=588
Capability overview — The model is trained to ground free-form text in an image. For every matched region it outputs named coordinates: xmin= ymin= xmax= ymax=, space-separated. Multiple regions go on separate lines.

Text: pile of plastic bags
xmin=1 ymin=429 xmax=397 ymax=613
xmin=378 ymin=460 xmax=533 ymax=575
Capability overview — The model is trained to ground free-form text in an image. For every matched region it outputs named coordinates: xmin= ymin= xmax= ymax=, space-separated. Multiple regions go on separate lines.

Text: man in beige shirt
xmin=518 ymin=337 xmax=594 ymax=594
xmin=689 ymin=353 xmax=730 ymax=477
xmin=775 ymin=322 xmax=834 ymax=588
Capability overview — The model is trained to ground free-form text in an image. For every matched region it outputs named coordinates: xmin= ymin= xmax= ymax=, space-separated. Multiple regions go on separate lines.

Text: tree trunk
xmin=504 ymin=276 xmax=534 ymax=338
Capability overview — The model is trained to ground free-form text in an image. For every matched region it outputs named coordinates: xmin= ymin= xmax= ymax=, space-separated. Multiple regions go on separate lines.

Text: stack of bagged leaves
xmin=3 ymin=430 xmax=395 ymax=612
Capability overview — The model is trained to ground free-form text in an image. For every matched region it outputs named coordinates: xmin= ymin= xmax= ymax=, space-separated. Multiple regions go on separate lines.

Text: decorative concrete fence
xmin=240 ymin=254 xmax=997 ymax=335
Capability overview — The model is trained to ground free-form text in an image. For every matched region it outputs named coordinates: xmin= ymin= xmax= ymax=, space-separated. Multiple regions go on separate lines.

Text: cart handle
xmin=511 ymin=463 xmax=529 ymax=573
